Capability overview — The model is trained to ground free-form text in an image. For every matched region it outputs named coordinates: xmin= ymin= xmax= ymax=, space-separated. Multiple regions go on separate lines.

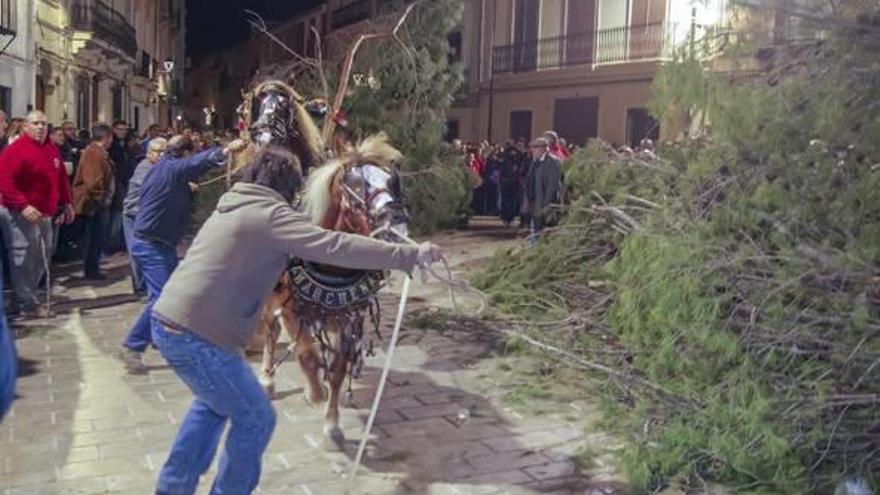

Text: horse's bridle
xmin=340 ymin=163 xmax=409 ymax=240
xmin=251 ymin=86 xmax=299 ymax=147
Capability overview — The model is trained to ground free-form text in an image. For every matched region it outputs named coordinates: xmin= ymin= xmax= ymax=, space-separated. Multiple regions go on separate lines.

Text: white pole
xmin=349 ymin=275 xmax=412 ymax=482
xmin=39 ymin=219 xmax=51 ymax=315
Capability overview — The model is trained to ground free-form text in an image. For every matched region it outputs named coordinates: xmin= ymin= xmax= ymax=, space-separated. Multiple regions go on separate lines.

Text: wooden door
xmin=509 ymin=110 xmax=533 ymax=141
xmin=553 ymin=97 xmax=598 ymax=146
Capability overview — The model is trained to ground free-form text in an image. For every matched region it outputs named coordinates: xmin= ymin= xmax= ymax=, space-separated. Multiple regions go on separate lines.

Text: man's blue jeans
xmin=121 ymin=216 xmax=145 ymax=294
xmin=152 ymin=320 xmax=276 ymax=495
xmin=0 ymin=258 xmax=16 ymax=421
xmin=123 ymin=238 xmax=178 ymax=353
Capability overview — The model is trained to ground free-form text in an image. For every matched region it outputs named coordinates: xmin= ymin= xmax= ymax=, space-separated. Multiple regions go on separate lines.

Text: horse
xmin=249 ymin=99 xmax=409 ymax=448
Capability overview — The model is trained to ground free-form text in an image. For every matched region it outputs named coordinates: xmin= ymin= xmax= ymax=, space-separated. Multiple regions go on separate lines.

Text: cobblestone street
xmin=1 ymin=221 xmax=626 ymax=494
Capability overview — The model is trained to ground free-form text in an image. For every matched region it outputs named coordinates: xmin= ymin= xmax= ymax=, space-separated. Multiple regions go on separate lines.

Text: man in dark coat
xmin=499 ymin=142 xmax=526 ymax=226
xmin=106 ymin=120 xmax=131 ymax=253
xmin=526 ymin=137 xmax=562 ymax=239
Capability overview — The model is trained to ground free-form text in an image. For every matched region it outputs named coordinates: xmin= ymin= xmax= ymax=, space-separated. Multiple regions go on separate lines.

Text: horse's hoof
xmin=323 ymin=426 xmax=346 ymax=451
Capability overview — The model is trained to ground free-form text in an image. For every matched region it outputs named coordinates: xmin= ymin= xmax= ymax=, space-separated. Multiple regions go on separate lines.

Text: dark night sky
xmin=185 ymin=0 xmax=323 ymax=59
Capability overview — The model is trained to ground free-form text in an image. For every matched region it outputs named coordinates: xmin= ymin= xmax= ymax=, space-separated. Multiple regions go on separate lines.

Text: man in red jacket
xmin=0 ymin=111 xmax=75 ymax=318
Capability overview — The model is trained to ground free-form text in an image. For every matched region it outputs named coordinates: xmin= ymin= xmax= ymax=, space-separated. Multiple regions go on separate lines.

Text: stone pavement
xmin=1 ymin=220 xmax=628 ymax=494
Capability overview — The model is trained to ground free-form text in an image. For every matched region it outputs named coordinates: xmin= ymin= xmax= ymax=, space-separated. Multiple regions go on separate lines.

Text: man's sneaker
xmin=119 ymin=348 xmax=148 ymax=374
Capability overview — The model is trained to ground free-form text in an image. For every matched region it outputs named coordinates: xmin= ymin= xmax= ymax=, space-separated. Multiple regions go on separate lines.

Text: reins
xmin=370 ymin=224 xmax=487 ymax=317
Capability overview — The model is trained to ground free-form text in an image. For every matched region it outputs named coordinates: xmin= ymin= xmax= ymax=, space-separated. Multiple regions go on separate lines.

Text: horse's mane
xmin=301 ymin=132 xmax=402 ymax=225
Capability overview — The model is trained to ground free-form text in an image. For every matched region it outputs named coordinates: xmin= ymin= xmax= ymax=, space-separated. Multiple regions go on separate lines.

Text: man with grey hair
xmin=0 ymin=111 xmax=75 ymax=318
xmin=525 ymin=136 xmax=562 ymax=243
xmin=122 ymin=137 xmax=168 ymax=297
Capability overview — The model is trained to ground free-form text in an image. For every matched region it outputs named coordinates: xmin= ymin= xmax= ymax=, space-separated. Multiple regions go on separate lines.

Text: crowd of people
xmin=0 ymin=109 xmax=241 ymax=319
xmin=456 ymin=130 xmax=571 ymax=239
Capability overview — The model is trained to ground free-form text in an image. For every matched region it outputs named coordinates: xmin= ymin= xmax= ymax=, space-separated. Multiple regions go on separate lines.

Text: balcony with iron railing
xmin=71 ymin=0 xmax=137 ymax=59
xmin=492 ymin=23 xmax=667 ymax=74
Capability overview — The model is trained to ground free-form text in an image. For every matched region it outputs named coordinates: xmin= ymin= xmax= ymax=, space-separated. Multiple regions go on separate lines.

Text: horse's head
xmin=341 ymin=163 xmax=409 ymax=241
xmin=303 ymin=132 xmax=409 ymax=241
xmin=249 ymin=81 xmax=323 ymax=173
xmin=251 ymin=83 xmax=293 ymax=147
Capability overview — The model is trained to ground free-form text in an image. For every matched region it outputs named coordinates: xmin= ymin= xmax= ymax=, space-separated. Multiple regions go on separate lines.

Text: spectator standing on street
xmin=3 ymin=118 xmax=24 ymax=148
xmin=119 ymin=136 xmax=245 ymax=374
xmin=526 ymin=137 xmax=562 ymax=242
xmin=73 ymin=123 xmax=115 ymax=280
xmin=467 ymin=145 xmax=485 ymax=214
xmin=139 ymin=124 xmax=160 ymax=160
xmin=499 ymin=142 xmax=522 ymax=226
xmin=54 ymin=122 xmax=85 ymax=262
xmin=544 ymin=130 xmax=571 ymax=162
xmin=106 ymin=120 xmax=131 ymax=253
xmin=60 ymin=121 xmax=83 ymax=172
xmin=50 ymin=126 xmax=66 ymax=150
xmin=482 ymin=145 xmax=502 ymax=216
xmin=122 ymin=137 xmax=167 ymax=298
xmin=0 ymin=111 xmax=75 ymax=318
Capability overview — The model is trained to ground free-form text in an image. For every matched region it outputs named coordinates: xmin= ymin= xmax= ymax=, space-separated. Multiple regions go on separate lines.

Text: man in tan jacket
xmin=72 ymin=123 xmax=115 ymax=279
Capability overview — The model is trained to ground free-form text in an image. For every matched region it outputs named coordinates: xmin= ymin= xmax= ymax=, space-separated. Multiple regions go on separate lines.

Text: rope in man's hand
xmin=197 ymin=138 xmax=251 ymax=188
xmin=372 ymin=225 xmax=487 ymax=316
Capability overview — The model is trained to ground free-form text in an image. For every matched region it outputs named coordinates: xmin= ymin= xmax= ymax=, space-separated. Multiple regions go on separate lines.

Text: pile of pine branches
xmin=475 ymin=8 xmax=880 ymax=493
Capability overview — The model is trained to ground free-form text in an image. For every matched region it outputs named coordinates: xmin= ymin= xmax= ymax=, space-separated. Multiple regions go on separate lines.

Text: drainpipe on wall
xmin=26 ymin=0 xmax=37 ymax=113
xmin=486 ymin=0 xmax=496 ymax=142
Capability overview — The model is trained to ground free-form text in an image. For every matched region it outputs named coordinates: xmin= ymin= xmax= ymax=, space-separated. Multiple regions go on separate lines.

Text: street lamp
xmin=164 ymin=58 xmax=175 ymax=73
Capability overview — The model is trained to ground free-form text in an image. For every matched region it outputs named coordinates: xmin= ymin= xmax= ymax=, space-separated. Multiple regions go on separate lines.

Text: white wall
xmin=0 ymin=0 xmax=37 ymax=116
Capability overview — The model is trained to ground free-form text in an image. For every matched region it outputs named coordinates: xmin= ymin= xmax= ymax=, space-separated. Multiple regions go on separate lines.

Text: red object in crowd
xmin=468 ymin=154 xmax=486 ymax=177
xmin=549 ymin=143 xmax=571 ymax=161
xmin=0 ymin=135 xmax=72 ymax=216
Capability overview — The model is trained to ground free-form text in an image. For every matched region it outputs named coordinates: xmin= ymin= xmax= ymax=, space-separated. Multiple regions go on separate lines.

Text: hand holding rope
xmin=370 ymin=224 xmax=487 ymax=316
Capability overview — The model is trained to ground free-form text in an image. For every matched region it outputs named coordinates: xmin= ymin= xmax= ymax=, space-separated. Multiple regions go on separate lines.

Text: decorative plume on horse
xmin=232 ymin=4 xmax=418 ymax=451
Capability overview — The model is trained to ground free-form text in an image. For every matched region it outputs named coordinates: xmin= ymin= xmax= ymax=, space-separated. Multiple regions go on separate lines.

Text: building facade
xmin=0 ymin=0 xmax=37 ymax=117
xmin=448 ymin=0 xmax=733 ymax=147
xmin=0 ymin=0 xmax=185 ymax=131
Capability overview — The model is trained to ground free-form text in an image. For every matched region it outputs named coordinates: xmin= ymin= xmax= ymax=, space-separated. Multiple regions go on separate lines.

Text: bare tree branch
xmin=321 ymin=2 xmax=418 ymax=143
xmin=244 ymin=10 xmax=321 ymax=70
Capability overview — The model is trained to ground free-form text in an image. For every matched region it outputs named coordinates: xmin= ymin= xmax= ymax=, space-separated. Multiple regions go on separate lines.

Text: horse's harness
xmin=268 ymin=161 xmax=408 ymax=391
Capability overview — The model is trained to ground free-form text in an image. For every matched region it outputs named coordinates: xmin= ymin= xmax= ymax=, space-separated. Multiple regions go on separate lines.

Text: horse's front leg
xmin=296 ymin=331 xmax=328 ymax=407
xmin=323 ymin=324 xmax=349 ymax=451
